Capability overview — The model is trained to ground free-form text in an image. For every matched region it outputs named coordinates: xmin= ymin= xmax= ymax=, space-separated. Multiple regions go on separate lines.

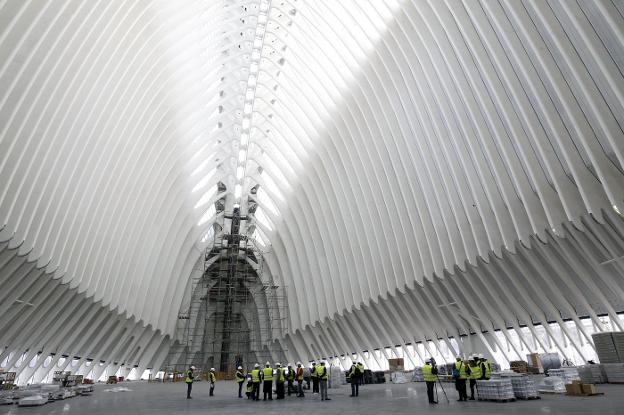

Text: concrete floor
xmin=1 ymin=380 xmax=622 ymax=414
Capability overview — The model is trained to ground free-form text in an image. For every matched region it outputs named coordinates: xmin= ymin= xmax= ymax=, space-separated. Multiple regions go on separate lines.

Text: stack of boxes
xmin=510 ymin=361 xmax=528 ymax=374
xmin=565 ymin=380 xmax=599 ymax=396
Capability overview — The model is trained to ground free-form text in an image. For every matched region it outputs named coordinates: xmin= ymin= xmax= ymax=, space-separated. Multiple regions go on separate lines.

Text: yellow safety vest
xmin=317 ymin=365 xmax=328 ymax=380
xmin=357 ymin=363 xmax=364 ymax=374
xmin=246 ymin=381 xmax=253 ymax=392
xmin=262 ymin=367 xmax=274 ymax=381
xmin=276 ymin=368 xmax=285 ymax=383
xmin=483 ymin=360 xmax=492 ymax=379
xmin=422 ymin=364 xmax=437 ymax=382
xmin=454 ymin=361 xmax=468 ymax=380
xmin=310 ymin=365 xmax=318 ymax=378
xmin=469 ymin=363 xmax=482 ymax=380
xmin=209 ymin=372 xmax=216 ymax=383
xmin=251 ymin=369 xmax=261 ymax=383
xmin=348 ymin=365 xmax=357 ymax=379
xmin=286 ymin=369 xmax=295 ymax=381
xmin=235 ymin=371 xmax=245 ymax=383
xmin=185 ymin=370 xmax=193 ymax=383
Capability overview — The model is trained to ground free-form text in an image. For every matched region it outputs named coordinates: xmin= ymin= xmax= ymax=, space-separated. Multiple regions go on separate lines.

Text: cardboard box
xmin=565 ymin=383 xmax=582 ymax=395
xmin=581 ymin=384 xmax=597 ymax=395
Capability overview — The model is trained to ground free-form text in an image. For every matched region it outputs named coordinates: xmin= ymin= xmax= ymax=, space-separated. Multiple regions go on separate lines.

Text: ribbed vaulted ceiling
xmin=1 ymin=0 xmax=624 ymax=380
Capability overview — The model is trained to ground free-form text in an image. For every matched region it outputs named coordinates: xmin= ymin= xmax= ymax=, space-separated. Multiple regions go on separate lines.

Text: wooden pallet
xmin=477 ymin=397 xmax=516 ymax=402
xmin=566 ymin=392 xmax=605 ymax=397
xmin=538 ymin=390 xmax=566 ymax=394
xmin=515 ymin=395 xmax=541 ymax=400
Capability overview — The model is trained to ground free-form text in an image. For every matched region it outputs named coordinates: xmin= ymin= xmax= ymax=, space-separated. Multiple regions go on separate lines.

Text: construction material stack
xmin=476 ymin=378 xmax=515 ymax=402
xmin=592 ymin=332 xmax=624 ymax=363
xmin=578 ymin=365 xmax=607 ymax=384
xmin=603 ymin=363 xmax=624 ymax=383
xmin=548 ymin=368 xmax=581 ymax=384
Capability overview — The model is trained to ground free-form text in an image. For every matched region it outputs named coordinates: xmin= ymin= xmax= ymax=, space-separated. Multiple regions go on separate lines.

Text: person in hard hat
xmin=479 ymin=354 xmax=492 ymax=380
xmin=262 ymin=362 xmax=274 ymax=401
xmin=453 ymin=356 xmax=468 ymax=402
xmin=250 ymin=363 xmax=261 ymax=400
xmin=318 ymin=361 xmax=331 ymax=401
xmin=208 ymin=368 xmax=216 ymax=396
xmin=296 ymin=362 xmax=305 ymax=397
xmin=422 ymin=358 xmax=438 ymax=404
xmin=310 ymin=362 xmax=318 ymax=393
xmin=348 ymin=361 xmax=359 ymax=397
xmin=357 ymin=362 xmax=365 ymax=386
xmin=245 ymin=376 xmax=254 ymax=399
xmin=468 ymin=355 xmax=481 ymax=400
xmin=275 ymin=363 xmax=285 ymax=399
xmin=185 ymin=365 xmax=195 ymax=399
xmin=286 ymin=363 xmax=295 ymax=396
xmin=235 ymin=366 xmax=246 ymax=398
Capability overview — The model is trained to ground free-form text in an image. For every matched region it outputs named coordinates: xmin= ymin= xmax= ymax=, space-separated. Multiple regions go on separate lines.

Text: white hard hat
xmin=266 ymin=361 xmax=271 ymax=366
xmin=287 ymin=363 xmax=292 ymax=366
xmin=210 ymin=368 xmax=215 ymax=371
xmin=254 ymin=363 xmax=260 ymax=368
xmin=238 ymin=366 xmax=243 ymax=370
xmin=190 ymin=366 xmax=196 ymax=370
xmin=276 ymin=362 xmax=281 ymax=367
xmin=478 ymin=354 xmax=484 ymax=359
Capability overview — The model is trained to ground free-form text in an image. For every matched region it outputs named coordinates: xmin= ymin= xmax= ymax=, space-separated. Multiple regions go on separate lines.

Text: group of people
xmin=185 ymin=366 xmax=216 ymax=399
xmin=422 ymin=353 xmax=493 ymax=404
xmin=185 ymin=361 xmax=340 ymax=402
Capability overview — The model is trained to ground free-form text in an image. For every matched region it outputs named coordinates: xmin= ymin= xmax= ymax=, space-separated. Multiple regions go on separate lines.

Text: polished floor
xmin=1 ymin=380 xmax=622 ymax=414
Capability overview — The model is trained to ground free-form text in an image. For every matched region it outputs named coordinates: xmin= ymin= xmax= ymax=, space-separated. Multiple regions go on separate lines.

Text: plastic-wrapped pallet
xmin=603 ymin=363 xmax=624 ymax=383
xmin=411 ymin=367 xmax=424 ymax=382
xmin=538 ymin=376 xmax=566 ymax=393
xmin=476 ymin=378 xmax=515 ymax=401
xmin=578 ymin=365 xmax=607 ymax=384
xmin=510 ymin=376 xmax=539 ymax=399
xmin=548 ymin=368 xmax=580 ymax=384
xmin=0 ymin=390 xmax=14 ymax=405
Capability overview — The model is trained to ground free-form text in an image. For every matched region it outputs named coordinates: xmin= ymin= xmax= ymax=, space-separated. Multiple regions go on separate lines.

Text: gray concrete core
xmin=1 ymin=381 xmax=622 ymax=414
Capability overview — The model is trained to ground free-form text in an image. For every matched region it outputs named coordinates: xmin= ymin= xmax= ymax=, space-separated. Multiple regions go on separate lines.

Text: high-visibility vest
xmin=348 ymin=365 xmax=357 ymax=379
xmin=286 ymin=369 xmax=295 ymax=381
xmin=262 ymin=367 xmax=274 ymax=381
xmin=483 ymin=360 xmax=492 ymax=379
xmin=185 ymin=370 xmax=194 ymax=383
xmin=454 ymin=361 xmax=468 ymax=380
xmin=235 ymin=371 xmax=245 ymax=383
xmin=422 ymin=364 xmax=437 ymax=382
xmin=310 ymin=365 xmax=318 ymax=378
xmin=275 ymin=368 xmax=285 ymax=383
xmin=246 ymin=382 xmax=253 ymax=392
xmin=209 ymin=372 xmax=216 ymax=383
xmin=317 ymin=365 xmax=328 ymax=380
xmin=296 ymin=367 xmax=304 ymax=381
xmin=469 ymin=363 xmax=482 ymax=380
xmin=357 ymin=363 xmax=364 ymax=374
xmin=251 ymin=369 xmax=261 ymax=383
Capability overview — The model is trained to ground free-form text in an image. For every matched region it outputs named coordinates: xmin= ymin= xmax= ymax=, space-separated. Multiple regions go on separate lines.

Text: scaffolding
xmin=164 ymin=206 xmax=288 ymax=376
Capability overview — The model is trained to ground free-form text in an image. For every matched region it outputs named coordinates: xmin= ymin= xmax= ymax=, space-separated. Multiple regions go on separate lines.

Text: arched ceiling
xmin=1 ymin=0 xmax=624 ymax=353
